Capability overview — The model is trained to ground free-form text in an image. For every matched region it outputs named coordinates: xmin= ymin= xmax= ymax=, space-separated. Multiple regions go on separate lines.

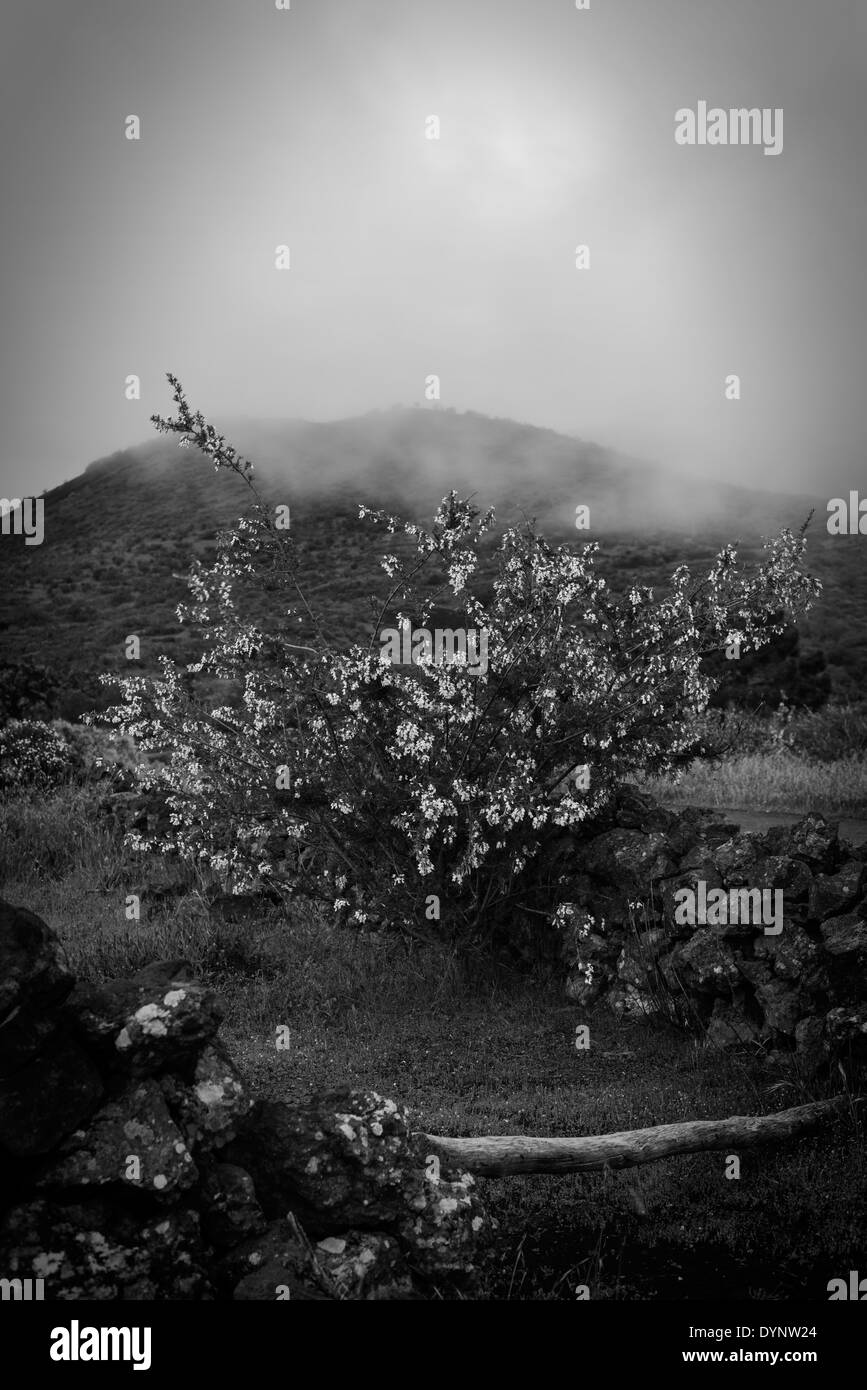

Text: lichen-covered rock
xmin=160 ymin=1041 xmax=251 ymax=1149
xmin=200 ymin=1162 xmax=266 ymax=1248
xmin=0 ymin=898 xmax=75 ymax=1073
xmin=709 ymin=836 xmax=760 ymax=888
xmin=397 ymin=1168 xmax=483 ymax=1278
xmin=0 ymin=1036 xmax=103 ymax=1156
xmin=226 ymin=1090 xmax=422 ymax=1229
xmin=70 ymin=962 xmax=223 ymax=1076
xmin=788 ymin=815 xmax=842 ymax=869
xmin=736 ymin=957 xmax=773 ymax=990
xmin=225 ymin=1088 xmax=484 ymax=1280
xmin=825 ymin=1004 xmax=867 ymax=1059
xmin=794 ymin=1016 xmax=829 ymax=1077
xmin=820 ymin=913 xmax=867 ymax=959
xmin=36 ymin=1077 xmax=197 ymax=1194
xmin=224 ymin=1219 xmax=415 ymax=1299
xmin=0 ymin=898 xmax=74 ymax=1024
xmin=226 ymin=1219 xmax=334 ymax=1300
xmin=658 ymin=862 xmax=722 ymax=935
xmin=0 ymin=1198 xmax=212 ymax=1299
xmin=561 ymin=917 xmax=616 ymax=1005
xmin=0 ymin=1008 xmax=60 ymax=1078
xmin=705 ymin=997 xmax=761 ymax=1048
xmin=663 ymin=929 xmax=741 ymax=994
xmin=753 ymin=977 xmax=802 ymax=1037
xmin=758 ymin=815 xmax=840 ymax=872
xmin=616 ymin=929 xmax=667 ymax=989
xmin=753 ymin=921 xmax=824 ymax=984
xmin=316 ymin=1230 xmax=414 ymax=1300
xmin=574 ymin=829 xmax=676 ymax=895
xmin=672 ymin=854 xmax=724 ymax=889
xmin=807 ymin=861 xmax=865 ymax=922
xmin=751 ymin=854 xmax=814 ymax=901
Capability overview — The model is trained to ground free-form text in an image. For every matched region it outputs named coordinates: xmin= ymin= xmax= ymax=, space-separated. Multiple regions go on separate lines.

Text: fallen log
xmin=421 ymin=1094 xmax=864 ymax=1178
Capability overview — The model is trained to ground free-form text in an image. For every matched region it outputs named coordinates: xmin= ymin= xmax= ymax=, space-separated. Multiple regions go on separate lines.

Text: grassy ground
xmin=638 ymin=704 xmax=867 ymax=816
xmin=2 ymin=781 xmax=865 ymax=1300
xmin=640 ymin=749 xmax=867 ymax=816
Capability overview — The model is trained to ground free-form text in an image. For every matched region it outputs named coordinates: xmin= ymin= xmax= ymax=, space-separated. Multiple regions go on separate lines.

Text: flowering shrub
xmin=0 ymin=658 xmax=60 ymax=722
xmin=54 ymin=721 xmax=140 ymax=779
xmin=0 ymin=719 xmax=77 ymax=790
xmin=0 ymin=719 xmax=135 ymax=791
xmin=102 ymin=376 xmax=821 ymax=946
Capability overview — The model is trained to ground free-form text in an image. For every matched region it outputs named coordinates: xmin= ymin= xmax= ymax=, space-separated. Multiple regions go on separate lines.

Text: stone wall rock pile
xmin=0 ymin=898 xmax=484 ymax=1299
xmin=558 ymin=792 xmax=867 ymax=1075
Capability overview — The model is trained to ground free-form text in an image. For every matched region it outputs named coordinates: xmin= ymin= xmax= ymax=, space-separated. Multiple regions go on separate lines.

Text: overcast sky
xmin=1 ymin=0 xmax=865 ymax=501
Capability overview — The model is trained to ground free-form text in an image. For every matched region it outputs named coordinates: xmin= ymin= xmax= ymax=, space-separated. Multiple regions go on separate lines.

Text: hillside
xmin=0 ymin=407 xmax=862 ymax=718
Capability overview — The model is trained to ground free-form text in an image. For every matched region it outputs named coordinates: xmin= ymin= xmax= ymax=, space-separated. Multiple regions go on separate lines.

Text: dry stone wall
xmin=558 ymin=792 xmax=867 ymax=1076
xmin=0 ymin=899 xmax=484 ymax=1300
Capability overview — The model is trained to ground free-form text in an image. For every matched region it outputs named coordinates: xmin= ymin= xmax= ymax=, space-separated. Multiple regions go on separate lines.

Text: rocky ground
xmin=0 ymin=898 xmax=485 ymax=1299
xmin=558 ymin=791 xmax=867 ymax=1081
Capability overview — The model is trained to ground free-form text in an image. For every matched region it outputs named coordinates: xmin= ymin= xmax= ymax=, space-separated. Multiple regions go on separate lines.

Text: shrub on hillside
xmin=101 ymin=375 xmax=822 ymax=948
xmin=0 ymin=719 xmax=138 ymax=792
xmin=704 ymin=615 xmax=831 ymax=712
xmin=669 ymin=700 xmax=867 ymax=764
xmin=53 ymin=720 xmax=140 ymax=778
xmin=0 ymin=658 xmax=60 ymax=722
xmin=0 ymin=719 xmax=78 ymax=789
xmin=774 ymin=700 xmax=867 ymax=762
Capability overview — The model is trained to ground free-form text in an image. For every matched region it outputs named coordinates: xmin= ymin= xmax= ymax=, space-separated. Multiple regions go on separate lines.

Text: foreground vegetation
xmin=1 ymin=777 xmax=864 ymax=1300
xmin=641 ymin=704 xmax=867 ymax=816
xmin=643 ymin=750 xmax=867 ymax=816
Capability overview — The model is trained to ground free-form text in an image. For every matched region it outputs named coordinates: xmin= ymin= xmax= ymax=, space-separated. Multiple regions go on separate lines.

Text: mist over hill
xmin=0 ymin=407 xmax=860 ymax=718
xmin=196 ymin=405 xmax=820 ymax=537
